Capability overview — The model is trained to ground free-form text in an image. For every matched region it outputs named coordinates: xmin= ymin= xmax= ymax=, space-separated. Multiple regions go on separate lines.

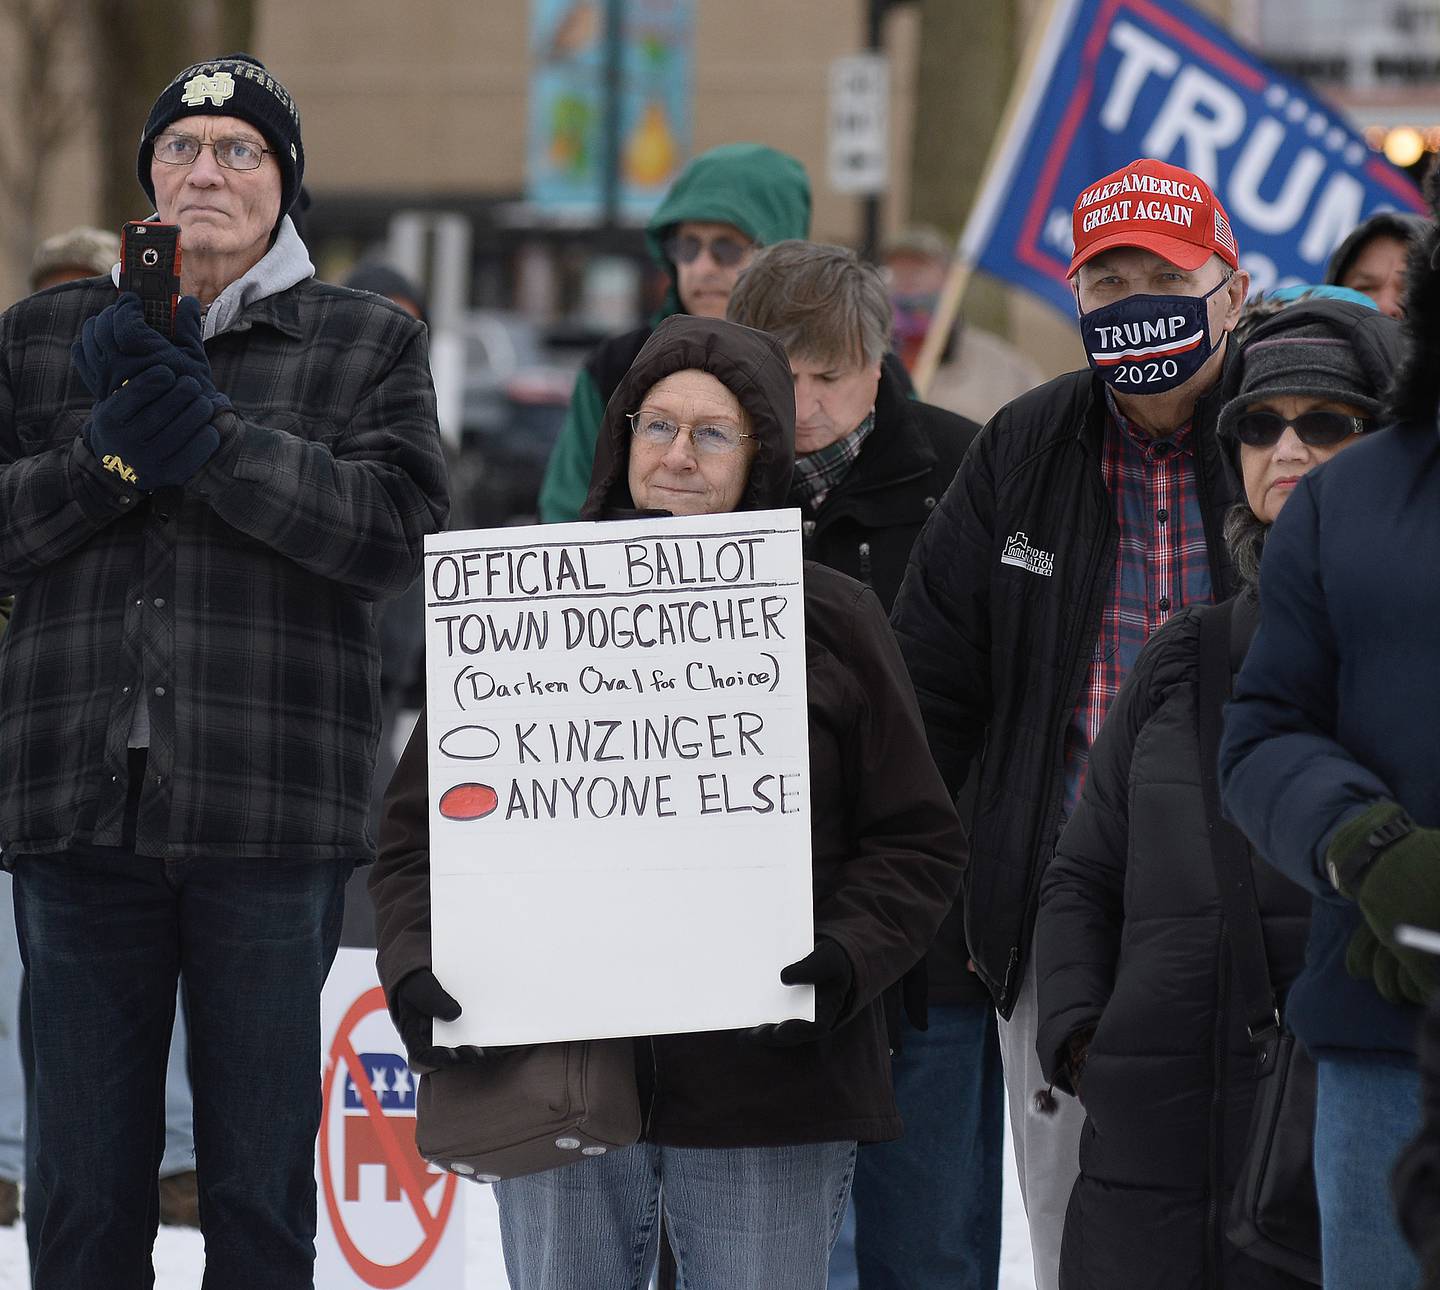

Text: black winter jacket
xmin=801 ymin=366 xmax=982 ymax=1005
xmin=891 ymin=363 xmax=1240 ymax=1016
xmin=1035 ymin=602 xmax=1310 ymax=1290
xmin=799 ymin=365 xmax=979 ymax=617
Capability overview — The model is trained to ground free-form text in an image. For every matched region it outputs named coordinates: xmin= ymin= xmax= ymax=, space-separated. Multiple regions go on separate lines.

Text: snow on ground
xmin=0 ymin=1119 xmax=1036 ymax=1287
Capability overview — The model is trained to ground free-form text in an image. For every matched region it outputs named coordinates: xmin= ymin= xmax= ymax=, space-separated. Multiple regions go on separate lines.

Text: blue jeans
xmin=496 ymin=1140 xmax=857 ymax=1289
xmin=162 ymin=993 xmax=195 ymax=1178
xmin=828 ymin=1003 xmax=1004 ymax=1290
xmin=20 ymin=977 xmax=196 ymax=1269
xmin=0 ymin=872 xmax=22 ymax=1183
xmin=12 ymin=845 xmax=348 ymax=1290
xmin=1314 ymin=1053 xmax=1422 ymax=1289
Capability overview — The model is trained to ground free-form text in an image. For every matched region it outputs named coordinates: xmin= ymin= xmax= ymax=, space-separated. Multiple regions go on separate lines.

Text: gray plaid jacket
xmin=0 ymin=276 xmax=449 ymax=859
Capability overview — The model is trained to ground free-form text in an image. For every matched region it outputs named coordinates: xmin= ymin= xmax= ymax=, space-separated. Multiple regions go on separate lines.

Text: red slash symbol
xmin=320 ymin=987 xmax=458 ymax=1287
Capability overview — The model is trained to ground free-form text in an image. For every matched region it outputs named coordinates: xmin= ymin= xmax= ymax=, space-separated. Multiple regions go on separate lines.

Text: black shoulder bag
xmin=1197 ymin=597 xmax=1322 ymax=1285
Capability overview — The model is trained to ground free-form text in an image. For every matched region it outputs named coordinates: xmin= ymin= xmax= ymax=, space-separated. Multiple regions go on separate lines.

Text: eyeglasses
xmin=662 ymin=233 xmax=754 ymax=268
xmin=627 ymin=411 xmax=756 ymax=456
xmin=1233 ymin=409 xmax=1370 ymax=448
xmin=152 ymin=132 xmax=272 ymax=172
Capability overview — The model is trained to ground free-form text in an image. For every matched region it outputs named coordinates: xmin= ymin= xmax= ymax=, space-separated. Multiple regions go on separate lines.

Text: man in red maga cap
xmin=891 ymin=158 xmax=1249 ymax=1290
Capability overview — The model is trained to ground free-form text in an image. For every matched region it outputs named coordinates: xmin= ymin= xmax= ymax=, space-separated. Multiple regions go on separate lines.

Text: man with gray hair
xmin=0 ymin=53 xmax=447 ymax=1286
xmin=728 ymin=240 xmax=997 ymax=1290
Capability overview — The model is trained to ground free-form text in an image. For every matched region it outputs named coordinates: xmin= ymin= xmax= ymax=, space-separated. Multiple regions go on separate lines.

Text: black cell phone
xmin=118 ymin=221 xmax=181 ymax=337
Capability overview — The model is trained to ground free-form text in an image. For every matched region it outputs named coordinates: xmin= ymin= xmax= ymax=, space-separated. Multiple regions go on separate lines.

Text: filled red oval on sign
xmin=439 ymin=782 xmax=499 ymax=821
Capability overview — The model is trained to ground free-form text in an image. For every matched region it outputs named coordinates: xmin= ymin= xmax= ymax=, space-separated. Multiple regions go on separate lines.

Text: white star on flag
xmin=369 ymin=1063 xmax=390 ymax=1101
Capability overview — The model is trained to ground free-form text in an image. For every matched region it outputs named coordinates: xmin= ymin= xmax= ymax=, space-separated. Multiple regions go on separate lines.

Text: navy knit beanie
xmin=137 ymin=53 xmax=303 ymax=222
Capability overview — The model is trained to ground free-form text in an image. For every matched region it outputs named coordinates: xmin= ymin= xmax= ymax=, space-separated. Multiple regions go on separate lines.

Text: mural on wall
xmin=528 ymin=0 xmax=693 ymax=217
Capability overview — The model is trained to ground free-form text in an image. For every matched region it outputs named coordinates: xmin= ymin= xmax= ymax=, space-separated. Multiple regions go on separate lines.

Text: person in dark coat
xmin=727 ymin=239 xmax=996 ymax=1290
xmin=1323 ymin=210 xmax=1428 ymax=319
xmin=0 ymin=54 xmax=449 ymax=1288
xmin=538 ymin=144 xmax=812 ymax=523
xmin=1219 ymin=187 xmax=1440 ymax=1286
xmin=369 ymin=314 xmax=965 ymax=1290
xmin=1035 ymin=296 xmax=1403 ymax=1289
xmin=890 ymin=157 xmax=1249 ymax=1289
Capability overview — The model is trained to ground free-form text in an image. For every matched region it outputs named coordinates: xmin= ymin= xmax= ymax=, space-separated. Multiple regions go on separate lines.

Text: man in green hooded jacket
xmin=538 ymin=142 xmax=811 ymax=523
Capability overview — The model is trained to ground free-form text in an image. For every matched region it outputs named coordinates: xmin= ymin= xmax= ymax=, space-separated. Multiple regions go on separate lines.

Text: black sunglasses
xmin=663 ymin=233 xmax=753 ymax=268
xmin=1233 ymin=409 xmax=1370 ymax=448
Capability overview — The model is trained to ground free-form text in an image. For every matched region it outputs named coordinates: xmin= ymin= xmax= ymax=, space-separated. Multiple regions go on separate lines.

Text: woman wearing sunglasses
xmin=1031 ymin=296 xmax=1405 ymax=1290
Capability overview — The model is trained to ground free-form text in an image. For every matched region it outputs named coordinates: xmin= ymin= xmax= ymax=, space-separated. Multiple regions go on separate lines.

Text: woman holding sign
xmin=371 ymin=314 xmax=965 ymax=1289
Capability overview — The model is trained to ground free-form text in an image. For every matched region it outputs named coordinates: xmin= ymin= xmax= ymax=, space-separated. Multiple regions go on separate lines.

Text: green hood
xmin=645 ymin=143 xmax=812 ymax=317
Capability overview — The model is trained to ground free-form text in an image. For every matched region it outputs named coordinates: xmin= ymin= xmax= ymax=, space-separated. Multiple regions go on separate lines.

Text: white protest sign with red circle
xmin=315 ymin=948 xmax=465 ymax=1288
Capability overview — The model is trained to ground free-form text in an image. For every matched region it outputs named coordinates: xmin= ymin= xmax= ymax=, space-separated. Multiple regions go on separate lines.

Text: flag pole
xmin=913 ymin=0 xmax=1065 ymax=400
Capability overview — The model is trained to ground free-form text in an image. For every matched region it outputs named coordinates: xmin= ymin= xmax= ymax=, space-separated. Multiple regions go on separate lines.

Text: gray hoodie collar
xmin=109 ymin=215 xmax=315 ymax=340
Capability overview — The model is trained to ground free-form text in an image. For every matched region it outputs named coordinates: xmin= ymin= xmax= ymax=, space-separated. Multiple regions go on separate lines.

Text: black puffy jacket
xmin=891 ymin=363 xmax=1240 ymax=1016
xmin=1034 ymin=602 xmax=1310 ymax=1290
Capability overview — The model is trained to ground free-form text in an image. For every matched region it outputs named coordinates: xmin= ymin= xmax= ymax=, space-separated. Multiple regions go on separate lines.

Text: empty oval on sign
xmin=438 ymin=724 xmax=502 ymax=761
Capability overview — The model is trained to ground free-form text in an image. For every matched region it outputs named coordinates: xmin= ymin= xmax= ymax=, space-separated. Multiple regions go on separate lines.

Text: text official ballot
xmin=422 ymin=509 xmax=815 ymax=1047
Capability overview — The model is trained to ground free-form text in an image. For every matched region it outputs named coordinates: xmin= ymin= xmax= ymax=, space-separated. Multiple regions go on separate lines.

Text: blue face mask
xmin=1079 ymin=275 xmax=1231 ymax=394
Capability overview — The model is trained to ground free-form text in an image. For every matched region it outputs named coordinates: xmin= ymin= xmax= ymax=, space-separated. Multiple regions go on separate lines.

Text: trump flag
xmin=963 ymin=0 xmax=1427 ymax=313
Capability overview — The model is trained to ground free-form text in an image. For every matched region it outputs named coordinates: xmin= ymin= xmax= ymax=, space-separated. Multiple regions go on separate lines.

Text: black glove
xmin=1346 ymin=921 xmax=1431 ymax=1006
xmin=73 ymin=293 xmax=218 ymax=401
xmin=748 ymin=939 xmax=854 ymax=1047
xmin=84 ymin=365 xmax=221 ymax=490
xmin=392 ymin=968 xmax=490 ymax=1073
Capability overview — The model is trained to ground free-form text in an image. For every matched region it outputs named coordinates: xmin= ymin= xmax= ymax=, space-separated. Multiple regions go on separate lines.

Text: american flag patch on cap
xmin=1213 ymin=210 xmax=1237 ymax=256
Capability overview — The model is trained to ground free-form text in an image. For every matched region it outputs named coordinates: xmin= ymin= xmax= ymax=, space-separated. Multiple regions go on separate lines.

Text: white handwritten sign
xmin=423 ymin=509 xmax=814 ymax=1047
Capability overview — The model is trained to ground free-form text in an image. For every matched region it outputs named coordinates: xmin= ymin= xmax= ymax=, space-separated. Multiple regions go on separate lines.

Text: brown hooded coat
xmin=371 ymin=315 xmax=965 ymax=1147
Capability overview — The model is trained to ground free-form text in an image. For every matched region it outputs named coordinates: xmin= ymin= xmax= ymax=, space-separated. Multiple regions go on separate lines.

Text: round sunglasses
xmin=1233 ymin=409 xmax=1370 ymax=448
xmin=662 ymin=233 xmax=753 ymax=268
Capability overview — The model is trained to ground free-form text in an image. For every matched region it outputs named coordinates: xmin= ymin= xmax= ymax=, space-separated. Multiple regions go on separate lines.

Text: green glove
xmin=1328 ymin=802 xmax=1440 ymax=1003
xmin=1345 ymin=922 xmax=1431 ymax=1006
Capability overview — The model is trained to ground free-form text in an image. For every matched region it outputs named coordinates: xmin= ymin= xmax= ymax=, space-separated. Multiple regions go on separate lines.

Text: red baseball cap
xmin=1068 ymin=158 xmax=1239 ymax=276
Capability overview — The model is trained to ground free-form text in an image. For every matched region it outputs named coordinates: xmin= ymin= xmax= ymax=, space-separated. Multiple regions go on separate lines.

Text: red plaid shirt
xmin=1062 ymin=395 xmax=1214 ymax=815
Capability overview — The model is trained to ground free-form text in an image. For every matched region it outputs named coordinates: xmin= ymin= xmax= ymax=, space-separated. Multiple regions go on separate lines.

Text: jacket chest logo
xmin=1000 ymin=530 xmax=1054 ymax=578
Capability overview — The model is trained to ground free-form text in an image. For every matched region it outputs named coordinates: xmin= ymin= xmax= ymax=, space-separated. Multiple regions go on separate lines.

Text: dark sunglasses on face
xmin=1233 ymin=409 xmax=1371 ymax=448
xmin=663 ymin=233 xmax=753 ymax=268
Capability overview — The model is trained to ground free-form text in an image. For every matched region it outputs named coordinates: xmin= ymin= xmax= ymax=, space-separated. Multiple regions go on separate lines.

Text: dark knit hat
xmin=342 ymin=262 xmax=429 ymax=325
xmin=138 ymin=53 xmax=303 ymax=222
xmin=1217 ymin=297 xmax=1404 ymax=469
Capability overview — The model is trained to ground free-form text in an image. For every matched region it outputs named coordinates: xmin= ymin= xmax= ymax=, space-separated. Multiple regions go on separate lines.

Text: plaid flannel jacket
xmin=0 ymin=277 xmax=449 ymax=859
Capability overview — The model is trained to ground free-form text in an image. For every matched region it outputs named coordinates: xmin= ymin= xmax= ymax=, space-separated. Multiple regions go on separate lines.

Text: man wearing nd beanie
xmin=0 ymin=54 xmax=448 ymax=1287
xmin=891 ymin=158 xmax=1248 ymax=1290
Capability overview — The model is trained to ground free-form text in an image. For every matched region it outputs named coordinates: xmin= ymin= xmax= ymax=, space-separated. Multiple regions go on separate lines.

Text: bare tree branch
xmin=0 ymin=0 xmax=94 ymax=282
